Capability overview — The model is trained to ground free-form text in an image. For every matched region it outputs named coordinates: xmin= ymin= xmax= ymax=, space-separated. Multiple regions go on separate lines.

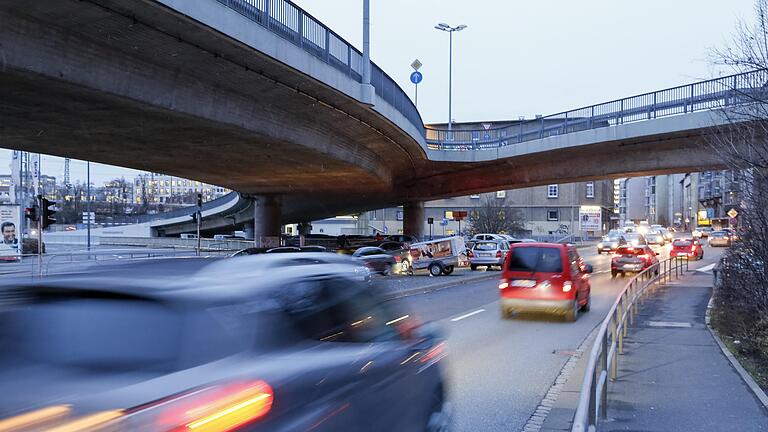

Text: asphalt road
xmin=385 ymin=239 xmax=725 ymax=432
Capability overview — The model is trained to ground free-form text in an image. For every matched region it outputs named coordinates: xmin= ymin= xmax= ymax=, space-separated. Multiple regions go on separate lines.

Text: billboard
xmin=0 ymin=204 xmax=20 ymax=261
xmin=579 ymin=206 xmax=602 ymax=231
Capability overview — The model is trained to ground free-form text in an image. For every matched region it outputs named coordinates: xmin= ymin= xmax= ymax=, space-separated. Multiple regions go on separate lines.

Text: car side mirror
xmin=584 ymin=264 xmax=594 ymax=274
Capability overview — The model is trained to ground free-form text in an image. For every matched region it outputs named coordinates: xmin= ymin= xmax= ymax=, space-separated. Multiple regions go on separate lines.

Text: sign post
xmin=410 ymin=59 xmax=423 ymax=107
xmin=452 ymin=211 xmax=468 ymax=237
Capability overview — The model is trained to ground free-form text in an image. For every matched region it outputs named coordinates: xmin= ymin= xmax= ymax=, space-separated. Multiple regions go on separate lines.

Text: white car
xmin=471 ymin=233 xmax=505 ymax=241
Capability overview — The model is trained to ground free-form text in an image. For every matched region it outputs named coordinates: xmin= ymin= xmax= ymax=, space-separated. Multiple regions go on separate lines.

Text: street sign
xmin=440 ymin=218 xmax=449 ymax=226
xmin=706 ymin=208 xmax=715 ymax=219
xmin=427 ymin=217 xmax=434 ymax=225
xmin=410 ymin=71 xmax=423 ymax=84
xmin=410 ymin=59 xmax=422 ymax=70
xmin=452 ymin=211 xmax=468 ymax=221
xmin=727 ymin=208 xmax=739 ymax=218
xmin=481 ymin=123 xmax=492 ymax=130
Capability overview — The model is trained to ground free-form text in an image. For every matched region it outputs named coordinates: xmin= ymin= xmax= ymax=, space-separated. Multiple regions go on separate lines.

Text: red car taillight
xmin=496 ymin=250 xmax=502 ymax=258
xmin=467 ymin=250 xmax=474 ymax=258
xmin=394 ymin=255 xmax=402 ymax=263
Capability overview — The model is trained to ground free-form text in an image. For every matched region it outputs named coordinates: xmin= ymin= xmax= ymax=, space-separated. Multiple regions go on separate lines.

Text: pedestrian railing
xmin=571 ymin=256 xmax=689 ymax=432
xmin=426 ymin=69 xmax=768 ymax=150
xmin=210 ymin=0 xmax=425 ymax=137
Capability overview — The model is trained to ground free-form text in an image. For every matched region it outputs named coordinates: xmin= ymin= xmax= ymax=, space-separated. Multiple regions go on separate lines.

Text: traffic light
xmin=40 ymin=198 xmax=57 ymax=229
xmin=197 ymin=193 xmax=203 ymax=208
xmin=24 ymin=206 xmax=38 ymax=222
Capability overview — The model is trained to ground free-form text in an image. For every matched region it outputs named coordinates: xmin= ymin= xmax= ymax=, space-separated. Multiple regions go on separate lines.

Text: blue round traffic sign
xmin=410 ymin=71 xmax=423 ymax=84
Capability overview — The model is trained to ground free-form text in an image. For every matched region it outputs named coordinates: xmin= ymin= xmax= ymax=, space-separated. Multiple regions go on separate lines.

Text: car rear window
xmin=507 ymin=247 xmax=563 ymax=273
xmin=673 ymin=240 xmax=692 ymax=247
xmin=712 ymin=232 xmax=726 ymax=237
xmin=474 ymin=242 xmax=498 ymax=251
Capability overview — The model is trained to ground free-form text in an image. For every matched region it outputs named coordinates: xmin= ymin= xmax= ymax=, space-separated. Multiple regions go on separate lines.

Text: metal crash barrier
xmin=571 ymin=256 xmax=689 ymax=432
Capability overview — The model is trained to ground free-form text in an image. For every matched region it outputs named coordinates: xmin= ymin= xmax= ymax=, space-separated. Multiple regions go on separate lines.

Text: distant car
xmin=622 ymin=233 xmax=648 ymax=247
xmin=658 ymin=228 xmax=673 ymax=243
xmin=65 ymin=226 xmax=77 ymax=231
xmin=693 ymin=227 xmax=713 ymax=239
xmin=352 ymin=246 xmax=397 ymax=275
xmin=708 ymin=231 xmax=732 ymax=247
xmin=499 ymin=243 xmax=592 ymax=321
xmin=0 ymin=256 xmax=448 ymax=431
xmin=721 ymin=228 xmax=740 ymax=242
xmin=645 ymin=230 xmax=666 ymax=245
xmin=670 ymin=238 xmax=704 ymax=260
xmin=469 ymin=240 xmax=510 ymax=270
xmin=611 ymin=245 xmax=659 ymax=277
xmin=597 ymin=232 xmax=627 ymax=254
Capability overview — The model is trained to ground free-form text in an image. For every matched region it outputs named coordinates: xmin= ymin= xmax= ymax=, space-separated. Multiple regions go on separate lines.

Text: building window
xmin=496 ymin=190 xmax=506 ymax=199
xmin=586 ymin=182 xmax=594 ymax=198
xmin=547 ymin=185 xmax=558 ymax=198
xmin=547 ymin=210 xmax=559 ymax=221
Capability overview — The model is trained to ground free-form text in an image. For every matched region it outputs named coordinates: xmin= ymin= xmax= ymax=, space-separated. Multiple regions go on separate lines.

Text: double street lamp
xmin=434 ymin=22 xmax=467 ymax=134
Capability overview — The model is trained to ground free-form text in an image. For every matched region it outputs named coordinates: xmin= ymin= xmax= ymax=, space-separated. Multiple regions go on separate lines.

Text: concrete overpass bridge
xmin=1 ymin=0 xmax=763 ymax=241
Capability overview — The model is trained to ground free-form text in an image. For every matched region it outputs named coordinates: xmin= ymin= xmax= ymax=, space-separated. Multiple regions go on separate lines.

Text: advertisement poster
xmin=579 ymin=206 xmax=602 ymax=231
xmin=0 ymin=204 xmax=20 ymax=261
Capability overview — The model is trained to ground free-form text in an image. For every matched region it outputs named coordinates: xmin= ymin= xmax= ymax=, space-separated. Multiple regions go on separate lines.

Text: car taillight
xmin=394 ymin=255 xmax=402 ymax=263
xmin=496 ymin=250 xmax=502 ymax=258
xmin=691 ymin=245 xmax=696 ymax=251
xmin=467 ymin=250 xmax=474 ymax=258
xmin=498 ymin=279 xmax=509 ymax=290
xmin=121 ymin=381 xmax=273 ymax=432
xmin=562 ymin=281 xmax=573 ymax=292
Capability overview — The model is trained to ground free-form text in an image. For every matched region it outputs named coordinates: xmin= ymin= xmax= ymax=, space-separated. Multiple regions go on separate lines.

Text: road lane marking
xmin=450 ymin=308 xmax=486 ymax=322
xmin=696 ymin=263 xmax=716 ymax=273
xmin=648 ymin=321 xmax=692 ymax=328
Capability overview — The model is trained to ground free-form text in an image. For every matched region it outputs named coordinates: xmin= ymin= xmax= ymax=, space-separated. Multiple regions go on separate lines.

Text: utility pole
xmin=86 ymin=161 xmax=91 ymax=251
xmin=37 ymin=194 xmax=43 ymax=278
xmin=196 ymin=193 xmax=202 ymax=256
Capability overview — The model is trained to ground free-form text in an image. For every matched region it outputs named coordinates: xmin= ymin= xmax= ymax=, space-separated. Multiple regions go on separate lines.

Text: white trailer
xmin=407 ymin=236 xmax=469 ymax=276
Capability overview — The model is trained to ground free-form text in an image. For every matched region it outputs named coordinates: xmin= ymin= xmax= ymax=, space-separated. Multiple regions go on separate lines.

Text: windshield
xmin=673 ymin=240 xmax=693 ymax=247
xmin=507 ymin=247 xmax=563 ymax=273
xmin=474 ymin=242 xmax=499 ymax=251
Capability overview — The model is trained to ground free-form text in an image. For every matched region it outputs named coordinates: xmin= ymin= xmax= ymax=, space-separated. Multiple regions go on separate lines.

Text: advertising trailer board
xmin=579 ymin=206 xmax=602 ymax=231
xmin=0 ymin=204 xmax=21 ymax=261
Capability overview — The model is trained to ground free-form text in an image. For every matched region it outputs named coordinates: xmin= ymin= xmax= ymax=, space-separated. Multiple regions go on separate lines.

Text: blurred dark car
xmin=611 ymin=245 xmax=659 ymax=277
xmin=622 ymin=233 xmax=648 ymax=247
xmin=597 ymin=232 xmax=627 ymax=254
xmin=231 ymin=246 xmax=328 ymax=257
xmin=352 ymin=246 xmax=397 ymax=275
xmin=0 ymin=255 xmax=448 ymax=431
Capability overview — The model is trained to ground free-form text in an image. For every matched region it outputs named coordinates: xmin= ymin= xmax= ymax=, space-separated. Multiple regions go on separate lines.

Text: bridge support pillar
xmin=251 ymin=195 xmax=282 ymax=248
xmin=403 ymin=201 xmax=425 ymax=241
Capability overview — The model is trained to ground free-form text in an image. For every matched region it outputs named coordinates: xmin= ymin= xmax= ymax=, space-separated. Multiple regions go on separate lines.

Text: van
xmin=499 ymin=243 xmax=593 ymax=321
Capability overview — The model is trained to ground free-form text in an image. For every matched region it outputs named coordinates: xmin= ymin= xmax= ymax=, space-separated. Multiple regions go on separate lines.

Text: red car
xmin=611 ymin=245 xmax=659 ymax=277
xmin=499 ymin=243 xmax=593 ymax=321
xmin=670 ymin=238 xmax=704 ymax=260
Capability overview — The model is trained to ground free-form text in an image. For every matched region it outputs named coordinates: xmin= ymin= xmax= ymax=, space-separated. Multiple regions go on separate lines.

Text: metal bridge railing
xmin=570 ymin=256 xmax=689 ymax=432
xmin=426 ymin=69 xmax=768 ymax=150
xmin=212 ymin=0 xmax=425 ymax=137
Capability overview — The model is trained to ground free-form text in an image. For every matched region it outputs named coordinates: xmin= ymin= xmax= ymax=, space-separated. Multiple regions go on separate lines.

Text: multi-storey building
xmin=133 ymin=173 xmax=229 ymax=205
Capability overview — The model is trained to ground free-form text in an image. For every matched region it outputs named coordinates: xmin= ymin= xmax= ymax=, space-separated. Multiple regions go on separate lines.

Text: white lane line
xmin=450 ymin=308 xmax=486 ymax=322
xmin=696 ymin=263 xmax=716 ymax=273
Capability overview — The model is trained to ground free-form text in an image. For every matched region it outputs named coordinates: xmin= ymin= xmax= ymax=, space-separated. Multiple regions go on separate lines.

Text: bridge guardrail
xmin=426 ymin=69 xmax=768 ymax=150
xmin=571 ymin=256 xmax=689 ymax=432
xmin=213 ymin=0 xmax=425 ymax=138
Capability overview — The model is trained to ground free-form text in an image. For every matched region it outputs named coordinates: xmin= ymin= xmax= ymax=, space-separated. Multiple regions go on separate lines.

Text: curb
xmin=705 ymin=295 xmax=768 ymax=411
xmin=382 ymin=272 xmax=498 ymax=300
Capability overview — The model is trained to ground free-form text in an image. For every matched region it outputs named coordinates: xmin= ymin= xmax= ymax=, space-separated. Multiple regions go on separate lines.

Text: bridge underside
xmin=0 ymin=0 xmax=736 ymax=225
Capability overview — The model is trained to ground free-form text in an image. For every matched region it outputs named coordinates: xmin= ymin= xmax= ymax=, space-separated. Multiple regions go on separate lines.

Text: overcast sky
xmin=0 ymin=0 xmax=755 ymax=184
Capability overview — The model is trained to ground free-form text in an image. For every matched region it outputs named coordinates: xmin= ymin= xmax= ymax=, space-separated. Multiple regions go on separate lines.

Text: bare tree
xmin=708 ymin=0 xmax=768 ymax=370
xmin=468 ymin=196 xmax=526 ymax=236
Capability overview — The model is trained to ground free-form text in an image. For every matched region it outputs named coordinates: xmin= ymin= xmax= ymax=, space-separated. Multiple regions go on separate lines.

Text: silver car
xmin=0 ymin=255 xmax=449 ymax=431
xmin=708 ymin=230 xmax=732 ymax=247
xmin=470 ymin=240 xmax=510 ymax=270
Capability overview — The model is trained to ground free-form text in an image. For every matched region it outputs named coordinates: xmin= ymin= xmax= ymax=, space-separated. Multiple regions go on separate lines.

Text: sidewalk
xmin=597 ymin=272 xmax=768 ymax=431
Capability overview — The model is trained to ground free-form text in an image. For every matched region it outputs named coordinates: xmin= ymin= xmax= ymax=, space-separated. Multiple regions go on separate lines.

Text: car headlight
xmin=597 ymin=243 xmax=604 ymax=248
xmin=611 ymin=242 xmax=618 ymax=248
xmin=562 ymin=281 xmax=573 ymax=292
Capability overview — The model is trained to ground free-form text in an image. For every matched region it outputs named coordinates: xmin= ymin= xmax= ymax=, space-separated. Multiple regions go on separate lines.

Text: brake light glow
xmin=420 ymin=342 xmax=446 ymax=364
xmin=158 ymin=381 xmax=273 ymax=432
xmin=562 ymin=281 xmax=573 ymax=292
xmin=394 ymin=255 xmax=402 ymax=263
xmin=496 ymin=250 xmax=502 ymax=258
xmin=498 ymin=279 xmax=509 ymax=290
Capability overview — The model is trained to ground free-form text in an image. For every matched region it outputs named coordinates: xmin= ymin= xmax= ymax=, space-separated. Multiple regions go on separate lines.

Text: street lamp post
xmin=434 ymin=23 xmax=467 ymax=135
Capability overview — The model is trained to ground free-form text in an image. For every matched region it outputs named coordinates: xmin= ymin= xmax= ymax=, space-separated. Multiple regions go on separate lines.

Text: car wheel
xmin=428 ymin=263 xmax=443 ymax=277
xmin=611 ymin=270 xmax=617 ymax=278
xmin=565 ymin=300 xmax=579 ymax=322
xmin=425 ymin=392 xmax=451 ymax=432
xmin=470 ymin=264 xmax=478 ymax=271
xmin=580 ymin=294 xmax=591 ymax=312
xmin=500 ymin=307 xmax=512 ymax=319
xmin=442 ymin=265 xmax=454 ymax=275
